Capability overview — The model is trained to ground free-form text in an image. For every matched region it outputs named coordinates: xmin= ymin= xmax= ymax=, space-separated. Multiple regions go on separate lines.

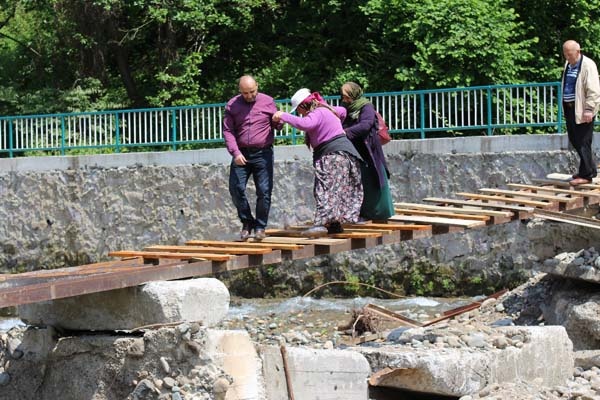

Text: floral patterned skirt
xmin=313 ymin=152 xmax=363 ymax=226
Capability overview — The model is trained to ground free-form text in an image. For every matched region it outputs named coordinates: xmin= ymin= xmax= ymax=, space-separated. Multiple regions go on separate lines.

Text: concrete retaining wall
xmin=0 ymin=134 xmax=597 ymax=276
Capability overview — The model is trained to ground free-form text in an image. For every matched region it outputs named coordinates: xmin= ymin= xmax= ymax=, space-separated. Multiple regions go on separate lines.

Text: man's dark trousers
xmin=228 ymin=146 xmax=273 ymax=231
xmin=565 ymin=103 xmax=597 ymax=180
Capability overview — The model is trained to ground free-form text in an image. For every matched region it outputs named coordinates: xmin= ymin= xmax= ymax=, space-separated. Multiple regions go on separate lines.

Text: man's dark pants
xmin=564 ymin=103 xmax=597 ymax=180
xmin=229 ymin=147 xmax=273 ymax=231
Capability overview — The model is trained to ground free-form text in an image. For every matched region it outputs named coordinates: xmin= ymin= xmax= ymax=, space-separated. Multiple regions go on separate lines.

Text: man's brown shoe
xmin=240 ymin=229 xmax=251 ymax=241
xmin=254 ymin=229 xmax=266 ymax=240
xmin=569 ymin=177 xmax=592 ymax=186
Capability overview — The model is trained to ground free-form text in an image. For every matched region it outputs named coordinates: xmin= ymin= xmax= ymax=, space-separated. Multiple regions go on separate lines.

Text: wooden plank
xmin=0 ymin=258 xmax=146 ymax=280
xmin=328 ymin=231 xmax=382 ymax=238
xmin=350 ymin=332 xmax=387 ymax=345
xmin=248 ymin=236 xmax=348 ymax=246
xmin=456 ymin=192 xmax=550 ymax=208
xmin=348 ymin=236 xmax=380 ymax=249
xmin=397 ymin=225 xmax=433 ymax=240
xmin=531 ymin=178 xmax=574 ymax=188
xmin=249 ymin=235 xmax=352 ymax=255
xmin=545 ymin=173 xmax=600 ymax=187
xmin=0 ymin=259 xmax=217 ymax=308
xmin=533 ymin=214 xmax=600 ymax=229
xmin=388 ymin=215 xmax=485 ymax=228
xmin=186 ymin=239 xmax=312 ymax=261
xmin=344 ymin=223 xmax=432 ymax=231
xmin=478 ymin=188 xmax=578 ymax=203
xmin=144 ymin=244 xmax=273 ymax=255
xmin=363 ymin=303 xmax=422 ymax=327
xmin=342 ymin=227 xmax=394 ymax=234
xmin=394 ymin=202 xmax=512 ymax=218
xmin=531 ymin=178 xmax=600 ymax=191
xmin=317 ymin=227 xmax=393 ymax=234
xmin=508 ymin=183 xmax=600 ymax=197
xmin=424 ymin=197 xmax=534 ymax=212
xmin=222 ymin=251 xmax=283 ymax=270
xmin=546 ymin=173 xmax=573 ymax=181
xmin=185 ymin=239 xmax=304 ymax=251
xmin=315 ymin=240 xmax=352 ymax=255
xmin=265 ymin=229 xmax=346 ymax=239
xmin=546 ymin=173 xmax=600 ymax=183
xmin=0 ymin=262 xmax=154 ymax=288
xmin=533 ymin=210 xmax=600 ymax=230
xmin=394 ymin=207 xmax=490 ymax=221
xmin=282 ymin=244 xmax=316 ymax=260
xmin=108 ymin=250 xmax=232 ymax=262
xmin=378 ymin=231 xmax=402 ymax=245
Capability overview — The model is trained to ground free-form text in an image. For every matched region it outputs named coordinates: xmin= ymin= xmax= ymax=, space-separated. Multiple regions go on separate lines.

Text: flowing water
xmin=227 ymin=295 xmax=471 ymax=323
xmin=218 ymin=294 xmax=476 ymax=345
xmin=0 ymin=295 xmax=474 ymax=333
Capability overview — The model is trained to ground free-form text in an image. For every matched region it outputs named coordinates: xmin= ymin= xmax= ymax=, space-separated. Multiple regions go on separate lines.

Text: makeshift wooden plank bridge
xmin=2 ymin=173 xmax=600 ymax=309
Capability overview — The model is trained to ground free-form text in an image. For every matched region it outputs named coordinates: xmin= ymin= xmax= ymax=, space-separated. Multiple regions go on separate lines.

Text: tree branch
xmin=0 ymin=31 xmax=41 ymax=57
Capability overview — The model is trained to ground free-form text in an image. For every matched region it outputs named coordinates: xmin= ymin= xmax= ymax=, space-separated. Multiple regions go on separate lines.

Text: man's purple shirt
xmin=223 ymin=93 xmax=280 ymax=158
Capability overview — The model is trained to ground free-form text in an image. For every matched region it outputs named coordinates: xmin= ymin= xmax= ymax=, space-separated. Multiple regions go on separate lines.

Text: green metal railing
xmin=0 ymin=82 xmax=565 ymax=158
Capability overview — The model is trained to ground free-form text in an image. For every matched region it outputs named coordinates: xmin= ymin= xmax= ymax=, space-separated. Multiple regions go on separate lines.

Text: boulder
xmin=541 ymin=288 xmax=600 ymax=350
xmin=541 ymin=248 xmax=600 ymax=284
xmin=18 ymin=278 xmax=229 ymax=331
xmin=357 ymin=326 xmax=573 ymax=397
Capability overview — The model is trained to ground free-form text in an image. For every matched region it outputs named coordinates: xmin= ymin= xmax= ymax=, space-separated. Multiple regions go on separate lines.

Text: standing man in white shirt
xmin=561 ymin=40 xmax=600 ymax=185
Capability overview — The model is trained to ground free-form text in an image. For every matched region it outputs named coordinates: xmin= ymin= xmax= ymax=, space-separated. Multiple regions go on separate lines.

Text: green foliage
xmin=403 ymin=261 xmax=463 ymax=296
xmin=2 ymin=0 xmax=600 ymax=114
xmin=366 ymin=0 xmax=535 ymax=89
xmin=344 ymin=273 xmax=361 ymax=295
xmin=407 ymin=268 xmax=435 ymax=296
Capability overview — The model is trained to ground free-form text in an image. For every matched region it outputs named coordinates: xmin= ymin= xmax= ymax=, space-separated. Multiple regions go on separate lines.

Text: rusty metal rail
xmin=1 ymin=174 xmax=598 ymax=309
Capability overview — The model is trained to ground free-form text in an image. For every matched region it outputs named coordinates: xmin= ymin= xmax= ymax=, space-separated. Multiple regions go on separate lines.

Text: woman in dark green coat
xmin=340 ymin=82 xmax=394 ymax=221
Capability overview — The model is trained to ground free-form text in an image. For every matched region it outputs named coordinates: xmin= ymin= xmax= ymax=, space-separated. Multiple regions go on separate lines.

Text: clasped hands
xmin=272 ymin=111 xmax=283 ymax=123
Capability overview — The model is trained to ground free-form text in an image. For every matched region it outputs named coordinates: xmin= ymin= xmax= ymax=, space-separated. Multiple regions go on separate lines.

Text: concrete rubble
xmin=357 ymin=325 xmax=573 ymax=397
xmin=2 ymin=247 xmax=600 ymax=399
xmin=259 ymin=345 xmax=371 ymax=400
xmin=542 ymin=247 xmax=600 ymax=284
xmin=17 ymin=278 xmax=230 ymax=331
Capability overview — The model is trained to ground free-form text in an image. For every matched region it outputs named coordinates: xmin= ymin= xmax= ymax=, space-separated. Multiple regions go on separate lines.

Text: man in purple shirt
xmin=223 ymin=75 xmax=280 ymax=240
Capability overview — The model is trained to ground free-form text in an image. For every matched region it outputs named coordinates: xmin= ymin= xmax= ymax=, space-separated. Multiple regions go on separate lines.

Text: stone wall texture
xmin=2 ymin=136 xmax=600 ymax=294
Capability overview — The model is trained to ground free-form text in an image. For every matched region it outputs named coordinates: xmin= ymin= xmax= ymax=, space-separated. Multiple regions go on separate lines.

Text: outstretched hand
xmin=272 ymin=111 xmax=283 ymax=123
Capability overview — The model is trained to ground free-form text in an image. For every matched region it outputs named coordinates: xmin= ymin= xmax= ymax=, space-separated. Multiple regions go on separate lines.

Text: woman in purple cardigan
xmin=273 ymin=88 xmax=363 ymax=237
xmin=341 ymin=82 xmax=394 ymax=221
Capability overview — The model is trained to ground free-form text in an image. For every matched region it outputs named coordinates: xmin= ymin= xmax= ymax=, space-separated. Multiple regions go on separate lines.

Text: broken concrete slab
xmin=356 ymin=326 xmax=573 ymax=397
xmin=0 ymin=323 xmax=233 ymax=399
xmin=205 ymin=329 xmax=265 ymax=400
xmin=541 ymin=287 xmax=600 ymax=350
xmin=541 ymin=248 xmax=600 ymax=284
xmin=574 ymin=350 xmax=600 ymax=369
xmin=18 ymin=278 xmax=229 ymax=331
xmin=259 ymin=345 xmax=371 ymax=400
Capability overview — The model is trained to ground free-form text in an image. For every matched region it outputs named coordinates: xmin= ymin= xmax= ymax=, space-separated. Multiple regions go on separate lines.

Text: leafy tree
xmin=509 ymin=0 xmax=600 ymax=82
xmin=4 ymin=0 xmax=600 ymax=116
xmin=365 ymin=0 xmax=536 ymax=89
